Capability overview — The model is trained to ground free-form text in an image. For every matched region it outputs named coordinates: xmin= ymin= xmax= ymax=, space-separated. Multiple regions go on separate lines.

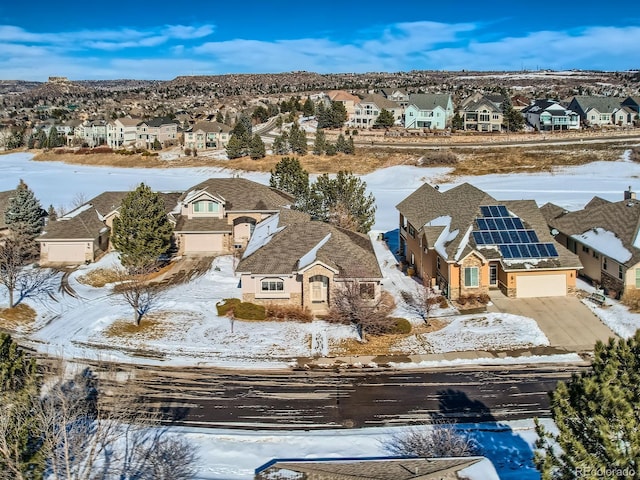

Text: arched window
xmin=309 ymin=275 xmax=329 ymax=303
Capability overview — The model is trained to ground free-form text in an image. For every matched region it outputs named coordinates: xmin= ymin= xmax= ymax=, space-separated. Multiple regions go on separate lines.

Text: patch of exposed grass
xmin=103 ymin=313 xmax=170 ymax=339
xmin=78 ymin=268 xmax=120 ymax=287
xmin=0 ymin=303 xmax=37 ymax=328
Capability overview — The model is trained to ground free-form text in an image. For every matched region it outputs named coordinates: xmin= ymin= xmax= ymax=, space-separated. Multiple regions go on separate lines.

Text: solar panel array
xmin=474 ymin=205 xmax=559 ymax=260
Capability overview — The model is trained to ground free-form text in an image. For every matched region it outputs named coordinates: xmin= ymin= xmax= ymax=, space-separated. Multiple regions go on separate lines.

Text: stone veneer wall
xmin=243 ymin=293 xmax=303 ymax=307
xmin=601 ymin=271 xmax=624 ymax=299
xmin=452 ymin=255 xmax=488 ymax=301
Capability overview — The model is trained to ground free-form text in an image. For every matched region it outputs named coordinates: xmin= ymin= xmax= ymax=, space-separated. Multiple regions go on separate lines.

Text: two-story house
xmin=521 ymin=100 xmax=580 ymax=131
xmin=378 ymin=88 xmax=410 ymax=108
xmin=460 ymin=95 xmax=503 ymax=132
xmin=404 ymin=94 xmax=454 ymax=130
xmin=396 ymin=183 xmax=580 ymax=300
xmin=136 ymin=117 xmax=179 ymax=148
xmin=349 ymin=94 xmax=403 ymax=128
xmin=542 ymin=187 xmax=640 ymax=299
xmin=106 ymin=117 xmax=140 ymax=148
xmin=73 ymin=120 xmax=108 ymax=147
xmin=183 ymin=121 xmax=232 ymax=150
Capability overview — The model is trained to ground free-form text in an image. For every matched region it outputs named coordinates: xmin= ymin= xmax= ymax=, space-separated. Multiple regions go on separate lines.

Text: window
xmin=261 ymin=279 xmax=284 ymax=292
xmin=193 ymin=200 xmax=219 ymax=213
xmin=464 ymin=267 xmax=479 ymax=287
xmin=359 ymin=282 xmax=376 ymax=300
xmin=592 ymin=251 xmax=599 ymax=259
xmin=603 ymin=257 xmax=608 ymax=270
xmin=437 ymin=257 xmax=441 ymax=271
xmin=582 ymin=245 xmax=590 ymax=253
xmin=408 ymin=224 xmax=416 ymax=238
xmin=619 ymin=265 xmax=624 ymax=280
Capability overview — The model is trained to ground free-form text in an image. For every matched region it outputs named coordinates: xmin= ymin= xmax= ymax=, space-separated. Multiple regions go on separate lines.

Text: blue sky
xmin=1 ymin=0 xmax=639 ymax=80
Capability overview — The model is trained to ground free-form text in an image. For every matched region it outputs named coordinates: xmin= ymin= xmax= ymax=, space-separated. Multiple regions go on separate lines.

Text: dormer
xmin=181 ymin=190 xmax=225 ymax=219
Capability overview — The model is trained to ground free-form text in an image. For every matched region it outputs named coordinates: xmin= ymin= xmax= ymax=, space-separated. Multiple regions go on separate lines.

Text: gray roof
xmin=569 ymin=95 xmax=624 ymax=115
xmin=359 ymin=93 xmax=401 ymax=110
xmin=139 ymin=117 xmax=179 ymax=128
xmin=237 ymin=212 xmax=382 ymax=279
xmin=180 ymin=178 xmax=293 ymax=212
xmin=397 ymin=183 xmax=580 ymax=270
xmin=407 ymin=93 xmax=451 ymax=111
xmin=173 ymin=216 xmax=231 ymax=233
xmin=189 ymin=121 xmax=231 ymax=134
xmin=462 ymin=97 xmax=502 ymax=113
xmin=546 ymin=197 xmax=640 ymax=267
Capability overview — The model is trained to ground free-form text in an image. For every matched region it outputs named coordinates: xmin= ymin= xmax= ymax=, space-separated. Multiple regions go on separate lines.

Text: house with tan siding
xmin=236 ymin=210 xmax=382 ymax=315
xmin=397 ymin=183 xmax=580 ymax=300
xmin=542 ymin=188 xmax=640 ymax=298
xmin=183 ymin=121 xmax=231 ymax=150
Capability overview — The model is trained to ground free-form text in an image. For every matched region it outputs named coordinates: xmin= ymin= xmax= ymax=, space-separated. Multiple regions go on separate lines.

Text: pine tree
xmin=289 ymin=123 xmax=307 ymax=155
xmin=330 ymin=102 xmax=348 ymax=128
xmin=47 ymin=127 xmax=61 ymax=148
xmin=272 ymin=131 xmax=290 ymax=155
xmin=226 ymin=134 xmax=246 ymax=159
xmin=535 ymin=333 xmax=640 ymax=479
xmin=215 ymin=111 xmax=224 ymax=123
xmin=302 ymin=98 xmax=315 ymax=117
xmin=4 ymin=179 xmax=45 ymax=250
xmin=313 ymin=129 xmax=326 ymax=155
xmin=269 ymin=157 xmax=309 ymax=200
xmin=325 ymin=143 xmax=337 ymax=156
xmin=375 ymin=108 xmax=395 ymax=128
xmin=0 ymin=333 xmax=45 ymax=478
xmin=451 ymin=112 xmax=464 ymax=130
xmin=152 ymin=138 xmax=162 ymax=150
xmin=345 ymin=136 xmax=355 ymax=155
xmin=335 ymin=134 xmax=348 ymax=153
xmin=111 ymin=184 xmax=173 ymax=271
xmin=249 ymin=134 xmax=266 ymax=160
xmin=47 ymin=205 xmax=57 ymax=223
xmin=37 ymin=129 xmax=47 ymax=149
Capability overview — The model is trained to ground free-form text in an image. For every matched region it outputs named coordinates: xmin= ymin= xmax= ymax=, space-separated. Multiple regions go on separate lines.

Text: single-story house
xmin=172 ymin=178 xmax=294 ymax=255
xmin=235 ymin=209 xmax=382 ymax=315
xmin=396 ymin=183 xmax=581 ymax=300
xmin=567 ymin=96 xmax=625 ymax=127
xmin=37 ymin=191 xmax=181 ymax=266
xmin=541 ymin=187 xmax=640 ymax=298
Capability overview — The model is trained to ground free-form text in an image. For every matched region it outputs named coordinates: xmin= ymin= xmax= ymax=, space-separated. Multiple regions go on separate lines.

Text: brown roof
xmin=328 ymin=90 xmax=360 ymax=103
xmin=359 ymin=93 xmax=401 ymax=110
xmin=547 ymin=197 xmax=640 ymax=267
xmin=237 ymin=213 xmax=382 ymax=279
xmin=190 ymin=121 xmax=231 ymax=134
xmin=257 ymin=457 xmax=484 ymax=480
xmin=180 ymin=178 xmax=293 ymax=212
xmin=397 ymin=183 xmax=580 ymax=270
xmin=174 ymin=216 xmax=231 ymax=233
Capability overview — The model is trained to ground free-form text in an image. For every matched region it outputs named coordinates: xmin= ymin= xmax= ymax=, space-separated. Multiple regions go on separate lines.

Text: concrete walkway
xmin=487 ymin=291 xmax=617 ymax=352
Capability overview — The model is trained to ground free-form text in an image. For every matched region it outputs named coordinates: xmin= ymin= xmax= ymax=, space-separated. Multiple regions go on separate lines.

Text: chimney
xmin=624 ymin=186 xmax=636 ymax=200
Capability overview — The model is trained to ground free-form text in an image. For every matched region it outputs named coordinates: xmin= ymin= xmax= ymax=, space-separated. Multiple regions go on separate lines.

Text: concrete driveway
xmin=487 ymin=292 xmax=617 ymax=352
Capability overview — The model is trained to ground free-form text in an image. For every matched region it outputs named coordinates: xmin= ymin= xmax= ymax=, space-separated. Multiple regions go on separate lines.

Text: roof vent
xmin=624 ymin=186 xmax=636 ymax=200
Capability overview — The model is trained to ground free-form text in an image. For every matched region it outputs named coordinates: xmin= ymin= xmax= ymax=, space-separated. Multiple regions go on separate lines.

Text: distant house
xmin=404 ymin=94 xmax=453 ymax=130
xmin=327 ymin=90 xmax=361 ymax=119
xmin=136 ymin=117 xmax=179 ymax=148
xmin=349 ymin=93 xmax=403 ymax=128
xmin=183 ymin=121 xmax=231 ymax=150
xmin=236 ymin=209 xmax=382 ymax=315
xmin=521 ymin=100 xmax=580 ymax=131
xmin=510 ymin=95 xmax=532 ymax=111
xmin=378 ymin=88 xmax=410 ymax=107
xmin=460 ymin=95 xmax=503 ymax=132
xmin=73 ymin=120 xmax=108 ymax=147
xmin=172 ymin=178 xmax=293 ymax=255
xmin=542 ymin=187 xmax=640 ymax=298
xmin=621 ymin=96 xmax=640 ymax=115
xmin=567 ymin=96 xmax=625 ymax=127
xmin=255 ymin=456 xmax=497 ymax=480
xmin=612 ymin=106 xmax=636 ymax=127
xmin=396 ymin=183 xmax=581 ymax=300
xmin=106 ymin=117 xmax=140 ymax=148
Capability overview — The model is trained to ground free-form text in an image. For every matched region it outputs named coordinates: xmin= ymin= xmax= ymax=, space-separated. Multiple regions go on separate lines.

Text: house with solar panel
xmin=541 ymin=187 xmax=640 ymax=299
xmin=396 ymin=183 xmax=581 ymax=300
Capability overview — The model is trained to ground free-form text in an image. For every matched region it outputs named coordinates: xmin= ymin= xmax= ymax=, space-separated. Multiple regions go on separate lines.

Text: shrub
xmin=622 ymin=290 xmax=640 ymax=312
xmin=234 ymin=302 xmax=266 ymax=321
xmin=266 ymin=304 xmax=312 ymax=322
xmin=456 ymin=295 xmax=467 ymax=306
xmin=418 ymin=150 xmax=458 ymax=166
xmin=216 ymin=298 xmax=241 ymax=316
xmin=477 ymin=293 xmax=490 ymax=304
xmin=184 ymin=147 xmax=192 ymax=156
xmin=391 ymin=317 xmax=412 ymax=334
xmin=437 ymin=296 xmax=449 ymax=309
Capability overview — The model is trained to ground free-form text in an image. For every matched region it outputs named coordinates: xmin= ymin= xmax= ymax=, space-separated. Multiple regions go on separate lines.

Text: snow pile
xmin=395 ymin=314 xmax=550 ymax=354
xmin=572 ymin=227 xmax=632 ymax=263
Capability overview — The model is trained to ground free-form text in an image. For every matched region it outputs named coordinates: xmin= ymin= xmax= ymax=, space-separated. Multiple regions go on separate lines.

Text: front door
xmin=309 ymin=275 xmax=329 ymax=312
xmin=489 ymin=264 xmax=498 ymax=288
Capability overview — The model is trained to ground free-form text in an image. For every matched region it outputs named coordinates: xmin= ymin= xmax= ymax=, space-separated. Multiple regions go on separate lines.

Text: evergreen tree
xmin=269 ymin=157 xmax=309 ymax=200
xmin=0 ymin=333 xmax=45 ymax=478
xmin=302 ymin=98 xmax=315 ymax=117
xmin=37 ymin=129 xmax=47 ymax=149
xmin=345 ymin=136 xmax=355 ymax=155
xmin=47 ymin=205 xmax=57 ymax=223
xmin=535 ymin=333 xmax=640 ymax=479
xmin=4 ymin=179 xmax=45 ymax=247
xmin=313 ymin=129 xmax=326 ymax=155
xmin=325 ymin=143 xmax=337 ymax=156
xmin=300 ymin=171 xmax=376 ymax=233
xmin=335 ymin=134 xmax=348 ymax=153
xmin=236 ymin=113 xmax=253 ymax=137
xmin=152 ymin=138 xmax=162 ymax=150
xmin=111 ymin=184 xmax=173 ymax=271
xmin=316 ymin=103 xmax=330 ymax=128
xmin=223 ymin=111 xmax=232 ymax=126
xmin=330 ymin=102 xmax=348 ymax=128
xmin=451 ymin=112 xmax=464 ymax=130
xmin=225 ymin=134 xmax=246 ymax=159
xmin=289 ymin=123 xmax=307 ymax=155
xmin=252 ymin=106 xmax=269 ymax=124
xmin=375 ymin=108 xmax=395 ymax=128
xmin=47 ymin=127 xmax=61 ymax=148
xmin=272 ymin=131 xmax=290 ymax=155
xmin=249 ymin=134 xmax=266 ymax=160
xmin=215 ymin=111 xmax=224 ymax=123
xmin=6 ymin=128 xmax=25 ymax=150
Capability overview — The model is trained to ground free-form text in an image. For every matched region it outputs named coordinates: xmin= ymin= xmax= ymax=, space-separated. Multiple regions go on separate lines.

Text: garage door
xmin=183 ymin=234 xmax=224 ymax=253
xmin=47 ymin=243 xmax=87 ymax=263
xmin=516 ymin=274 xmax=566 ymax=298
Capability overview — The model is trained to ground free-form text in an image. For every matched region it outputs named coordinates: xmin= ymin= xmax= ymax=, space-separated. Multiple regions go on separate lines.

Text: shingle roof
xmin=407 ymin=93 xmax=451 ymax=111
xmin=547 ymin=197 xmax=640 ymax=267
xmin=397 ymin=183 xmax=580 ymax=269
xmin=139 ymin=117 xmax=179 ymax=128
xmin=180 ymin=178 xmax=293 ymax=212
xmin=570 ymin=95 xmax=624 ymax=114
xmin=462 ymin=97 xmax=501 ymax=113
xmin=359 ymin=93 xmax=401 ymax=110
xmin=237 ymin=214 xmax=382 ymax=278
xmin=173 ymin=216 xmax=231 ymax=233
xmin=189 ymin=121 xmax=231 ymax=134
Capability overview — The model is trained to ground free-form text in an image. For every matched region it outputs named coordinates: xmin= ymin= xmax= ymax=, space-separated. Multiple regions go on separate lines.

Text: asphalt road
xmin=93 ymin=363 xmax=587 ymax=430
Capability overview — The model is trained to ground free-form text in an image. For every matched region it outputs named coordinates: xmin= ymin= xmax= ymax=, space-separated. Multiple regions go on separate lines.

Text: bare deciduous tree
xmin=382 ymin=416 xmax=479 ymax=458
xmin=401 ymin=276 xmax=437 ymax=326
xmin=113 ymin=266 xmax=165 ymax=325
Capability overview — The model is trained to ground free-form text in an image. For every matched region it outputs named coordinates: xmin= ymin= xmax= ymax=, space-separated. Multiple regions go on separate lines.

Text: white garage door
xmin=183 ymin=234 xmax=223 ymax=253
xmin=516 ymin=274 xmax=566 ymax=298
xmin=48 ymin=243 xmax=87 ymax=263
